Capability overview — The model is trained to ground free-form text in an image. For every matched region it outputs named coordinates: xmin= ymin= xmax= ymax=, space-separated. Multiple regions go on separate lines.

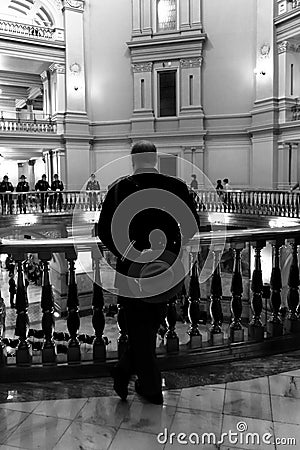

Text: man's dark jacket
xmin=16 ymin=181 xmax=29 ymax=192
xmin=98 ymin=168 xmax=200 ymax=296
xmin=35 ymin=180 xmax=50 ymax=191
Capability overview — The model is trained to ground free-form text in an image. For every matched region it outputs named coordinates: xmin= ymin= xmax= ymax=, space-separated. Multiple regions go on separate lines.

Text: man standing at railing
xmin=0 ymin=175 xmax=14 ymax=214
xmin=50 ymin=174 xmax=64 ymax=212
xmin=86 ymin=173 xmax=100 ymax=211
xmin=98 ymin=140 xmax=200 ymax=405
xmin=16 ymin=175 xmax=29 ymax=213
xmin=35 ymin=174 xmax=50 ymax=213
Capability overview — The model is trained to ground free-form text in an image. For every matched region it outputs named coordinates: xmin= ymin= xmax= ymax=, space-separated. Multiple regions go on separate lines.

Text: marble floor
xmin=0 ymin=359 xmax=299 ymax=449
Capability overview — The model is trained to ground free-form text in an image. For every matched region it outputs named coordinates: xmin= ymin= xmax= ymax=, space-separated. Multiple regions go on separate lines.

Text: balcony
xmin=0 ymin=221 xmax=300 ymax=382
xmin=0 ymin=19 xmax=64 ymax=42
xmin=0 ymin=113 xmax=57 ymax=134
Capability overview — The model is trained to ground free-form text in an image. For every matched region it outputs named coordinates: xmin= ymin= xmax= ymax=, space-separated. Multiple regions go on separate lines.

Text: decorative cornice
xmin=49 ymin=63 xmax=66 ymax=74
xmin=278 ymin=40 xmax=299 ymax=54
xmin=180 ymin=57 xmax=202 ymax=68
xmin=40 ymin=71 xmax=48 ymax=82
xmin=63 ymin=0 xmax=84 ymax=10
xmin=132 ymin=62 xmax=153 ymax=73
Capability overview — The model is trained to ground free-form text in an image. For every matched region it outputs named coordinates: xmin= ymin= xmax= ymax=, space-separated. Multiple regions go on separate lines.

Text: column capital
xmin=49 ymin=63 xmax=66 ymax=74
xmin=18 ymin=162 xmax=24 ymax=168
xmin=63 ymin=0 xmax=85 ymax=11
xmin=277 ymin=40 xmax=299 ymax=54
xmin=132 ymin=62 xmax=153 ymax=73
xmin=180 ymin=57 xmax=203 ymax=68
xmin=28 ymin=159 xmax=36 ymax=166
xmin=40 ymin=71 xmax=48 ymax=82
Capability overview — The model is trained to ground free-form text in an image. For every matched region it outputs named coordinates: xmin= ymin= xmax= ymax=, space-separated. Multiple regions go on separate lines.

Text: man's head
xmin=131 ymin=140 xmax=157 ymax=170
xmin=20 ymin=175 xmax=26 ymax=180
xmin=53 ymin=174 xmax=59 ymax=180
xmin=3 ymin=175 xmax=8 ymax=181
xmin=223 ymin=178 xmax=229 ymax=184
xmin=42 ymin=174 xmax=46 ymax=180
xmin=217 ymin=179 xmax=221 ymax=184
xmin=191 ymin=174 xmax=197 ymax=179
xmin=90 ymin=173 xmax=95 ymax=180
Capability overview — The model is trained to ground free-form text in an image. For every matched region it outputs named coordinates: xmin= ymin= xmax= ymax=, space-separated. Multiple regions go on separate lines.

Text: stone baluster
xmin=209 ymin=249 xmax=224 ymax=345
xmin=187 ymin=260 xmax=202 ymax=348
xmin=248 ymin=241 xmax=265 ymax=340
xmin=91 ymin=251 xmax=106 ymax=361
xmin=230 ymin=244 xmax=245 ymax=342
xmin=0 ymin=290 xmax=6 ymax=366
xmin=166 ymin=295 xmax=179 ymax=352
xmin=65 ymin=251 xmax=81 ymax=362
xmin=117 ymin=299 xmax=128 ymax=359
xmin=286 ymin=239 xmax=300 ymax=333
xmin=267 ymin=240 xmax=284 ymax=337
xmin=40 ymin=253 xmax=56 ymax=363
xmin=14 ymin=256 xmax=32 ymax=365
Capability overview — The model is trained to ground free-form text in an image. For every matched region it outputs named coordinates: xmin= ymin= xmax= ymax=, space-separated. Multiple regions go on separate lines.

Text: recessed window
xmin=157 ymin=0 xmax=177 ymax=32
xmin=158 ymin=70 xmax=176 ymax=117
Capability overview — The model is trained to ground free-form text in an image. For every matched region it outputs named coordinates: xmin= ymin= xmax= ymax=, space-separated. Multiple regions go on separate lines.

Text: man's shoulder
xmin=107 ymin=175 xmax=133 ymax=191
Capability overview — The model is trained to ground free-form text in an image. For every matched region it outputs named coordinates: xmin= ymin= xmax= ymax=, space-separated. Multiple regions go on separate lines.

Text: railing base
xmin=230 ymin=328 xmax=244 ymax=343
xmin=67 ymin=346 xmax=81 ymax=363
xmin=188 ymin=334 xmax=202 ymax=349
xmin=285 ymin=318 xmax=300 ymax=334
xmin=16 ymin=347 xmax=32 ymax=366
xmin=42 ymin=347 xmax=57 ymax=365
xmin=166 ymin=336 xmax=179 ymax=353
xmin=267 ymin=321 xmax=283 ymax=337
xmin=93 ymin=343 xmax=106 ymax=362
xmin=210 ymin=331 xmax=224 ymax=346
xmin=248 ymin=324 xmax=265 ymax=341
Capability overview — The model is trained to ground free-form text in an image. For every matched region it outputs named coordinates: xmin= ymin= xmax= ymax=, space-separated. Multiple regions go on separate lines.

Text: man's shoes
xmin=110 ymin=366 xmax=129 ymax=401
xmin=134 ymin=380 xmax=163 ymax=405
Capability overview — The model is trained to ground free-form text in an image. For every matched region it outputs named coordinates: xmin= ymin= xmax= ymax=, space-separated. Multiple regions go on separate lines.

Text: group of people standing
xmin=0 ymin=173 xmax=64 ymax=214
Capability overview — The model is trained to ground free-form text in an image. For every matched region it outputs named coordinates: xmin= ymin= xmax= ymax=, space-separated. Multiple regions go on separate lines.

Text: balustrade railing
xmin=0 ymin=19 xmax=57 ymax=41
xmin=0 ymin=225 xmax=300 ymax=375
xmin=0 ymin=190 xmax=106 ymax=215
xmin=195 ymin=188 xmax=300 ymax=218
xmin=0 ymin=116 xmax=56 ymax=133
xmin=0 ymin=188 xmax=299 ymax=218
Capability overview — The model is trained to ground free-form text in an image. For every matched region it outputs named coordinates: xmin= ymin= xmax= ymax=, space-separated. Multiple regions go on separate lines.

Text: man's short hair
xmin=54 ymin=174 xmax=58 ymax=178
xmin=131 ymin=140 xmax=157 ymax=155
xmin=131 ymin=140 xmax=157 ymax=165
xmin=42 ymin=174 xmax=46 ymax=179
xmin=223 ymin=178 xmax=229 ymax=183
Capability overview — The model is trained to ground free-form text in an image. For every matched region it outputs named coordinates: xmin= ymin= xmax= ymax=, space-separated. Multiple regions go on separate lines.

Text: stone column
xmin=182 ymin=145 xmax=204 ymax=185
xmin=26 ymin=100 xmax=33 ymax=120
xmin=49 ymin=63 xmax=66 ymax=115
xmin=277 ymin=41 xmax=298 ymax=123
xmin=17 ymin=162 xmax=24 ymax=180
xmin=179 ymin=0 xmax=190 ymax=31
xmin=40 ymin=70 xmax=51 ymax=117
xmin=141 ymin=0 xmax=152 ymax=35
xmin=131 ymin=63 xmax=154 ymax=133
xmin=179 ymin=57 xmax=204 ymax=129
xmin=28 ymin=159 xmax=36 ymax=190
xmin=132 ymin=0 xmax=142 ymax=35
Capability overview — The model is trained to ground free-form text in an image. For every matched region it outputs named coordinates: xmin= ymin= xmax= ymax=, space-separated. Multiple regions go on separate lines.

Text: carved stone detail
xmin=64 ymin=0 xmax=84 ymax=9
xmin=40 ymin=71 xmax=48 ymax=82
xmin=132 ymin=62 xmax=153 ymax=73
xmin=180 ymin=57 xmax=203 ymax=68
xmin=54 ymin=0 xmax=63 ymax=10
xmin=49 ymin=63 xmax=66 ymax=74
xmin=278 ymin=40 xmax=299 ymax=54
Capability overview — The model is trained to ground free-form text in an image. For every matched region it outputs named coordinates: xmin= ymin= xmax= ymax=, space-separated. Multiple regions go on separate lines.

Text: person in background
xmin=215 ymin=179 xmax=224 ymax=198
xmin=0 ymin=175 xmax=14 ymax=214
xmin=6 ymin=255 xmax=15 ymax=277
xmin=0 ymin=294 xmax=6 ymax=336
xmin=35 ymin=174 xmax=50 ymax=212
xmin=8 ymin=273 xmax=16 ymax=308
xmin=16 ymin=175 xmax=30 ymax=213
xmin=51 ymin=174 xmax=64 ymax=212
xmin=223 ymin=178 xmax=230 ymax=204
xmin=190 ymin=174 xmax=198 ymax=190
xmin=86 ymin=173 xmax=100 ymax=211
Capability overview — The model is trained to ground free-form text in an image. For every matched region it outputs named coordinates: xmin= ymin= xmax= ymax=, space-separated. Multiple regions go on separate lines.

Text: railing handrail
xmin=1 ymin=224 xmax=299 ymax=254
xmin=0 ymin=189 xmax=106 ymax=194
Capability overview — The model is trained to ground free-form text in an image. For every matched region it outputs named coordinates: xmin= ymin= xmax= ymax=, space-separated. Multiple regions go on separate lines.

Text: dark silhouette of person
xmin=98 ymin=140 xmax=200 ymax=404
xmin=35 ymin=174 xmax=50 ymax=212
xmin=0 ymin=175 xmax=14 ymax=214
xmin=16 ymin=175 xmax=29 ymax=213
xmin=215 ymin=179 xmax=224 ymax=198
xmin=50 ymin=174 xmax=64 ymax=211
xmin=190 ymin=174 xmax=198 ymax=190
xmin=86 ymin=173 xmax=100 ymax=211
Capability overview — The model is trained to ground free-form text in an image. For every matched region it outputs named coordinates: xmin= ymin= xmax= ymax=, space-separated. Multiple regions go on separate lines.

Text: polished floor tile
xmin=221 ymin=414 xmax=275 ymax=450
xmin=0 ymin=409 xmax=29 ymax=445
xmin=223 ymin=389 xmax=272 ymax=421
xmin=120 ymin=400 xmax=176 ymax=434
xmin=53 ymin=421 xmax=116 ymax=450
xmin=164 ymin=409 xmax=223 ymax=450
xmin=75 ymin=396 xmax=133 ymax=429
xmin=33 ymin=398 xmax=87 ymax=420
xmin=108 ymin=428 xmax=162 ymax=450
xmin=271 ymin=395 xmax=300 ymax=425
xmin=273 ymin=421 xmax=300 ymax=449
xmin=226 ymin=376 xmax=269 ymax=394
xmin=177 ymin=385 xmax=225 ymax=413
xmin=4 ymin=413 xmax=71 ymax=449
xmin=269 ymin=374 xmax=300 ymax=399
